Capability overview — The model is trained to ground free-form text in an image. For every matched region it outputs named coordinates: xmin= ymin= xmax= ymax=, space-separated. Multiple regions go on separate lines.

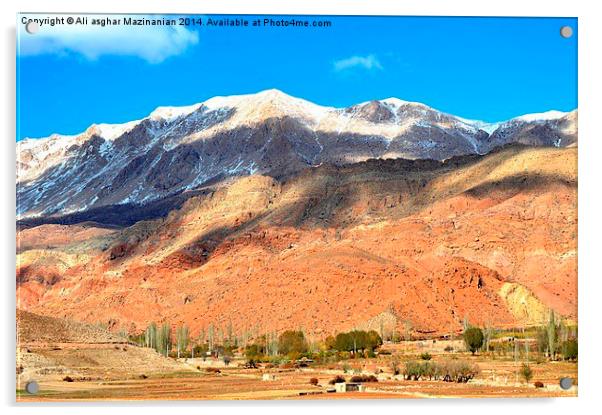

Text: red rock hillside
xmin=16 ymin=145 xmax=577 ymax=339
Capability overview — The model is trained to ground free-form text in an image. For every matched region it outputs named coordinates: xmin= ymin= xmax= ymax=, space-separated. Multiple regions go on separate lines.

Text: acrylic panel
xmin=16 ymin=13 xmax=578 ymax=401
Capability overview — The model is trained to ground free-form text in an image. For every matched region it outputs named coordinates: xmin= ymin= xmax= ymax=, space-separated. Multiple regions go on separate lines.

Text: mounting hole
xmin=559 ymin=377 xmax=573 ymax=390
xmin=25 ymin=21 xmax=39 ymax=35
xmin=25 ymin=380 xmax=39 ymax=394
xmin=560 ymin=26 xmax=573 ymax=39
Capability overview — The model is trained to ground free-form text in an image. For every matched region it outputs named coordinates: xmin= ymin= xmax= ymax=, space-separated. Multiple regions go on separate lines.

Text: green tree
xmin=334 ymin=332 xmax=353 ymax=352
xmin=145 ymin=322 xmax=157 ymax=350
xmin=536 ymin=326 xmax=549 ymax=355
xmin=348 ymin=330 xmax=367 ymax=355
xmin=157 ymin=323 xmax=171 ymax=356
xmin=366 ymin=330 xmax=383 ymax=351
xmin=563 ymin=339 xmax=578 ymax=361
xmin=278 ymin=330 xmax=308 ymax=356
xmin=175 ymin=324 xmax=190 ymax=359
xmin=547 ymin=311 xmax=558 ymax=359
xmin=324 ymin=335 xmax=336 ymax=350
xmin=333 ymin=330 xmax=382 ymax=355
xmin=463 ymin=327 xmax=484 ymax=355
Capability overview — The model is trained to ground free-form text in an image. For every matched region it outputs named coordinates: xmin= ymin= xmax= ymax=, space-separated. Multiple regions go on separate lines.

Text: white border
xmin=2 ymin=1 xmax=601 ymax=414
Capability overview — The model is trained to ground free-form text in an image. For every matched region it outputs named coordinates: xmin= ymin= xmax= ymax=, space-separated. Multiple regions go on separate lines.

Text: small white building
xmin=334 ymin=382 xmax=366 ymax=393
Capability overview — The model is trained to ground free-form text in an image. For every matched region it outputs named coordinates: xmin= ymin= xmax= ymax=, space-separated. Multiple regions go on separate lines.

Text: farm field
xmin=17 ymin=340 xmax=577 ymax=401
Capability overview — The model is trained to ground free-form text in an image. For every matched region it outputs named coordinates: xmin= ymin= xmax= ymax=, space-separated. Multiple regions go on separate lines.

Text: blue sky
xmin=17 ymin=15 xmax=577 ymax=140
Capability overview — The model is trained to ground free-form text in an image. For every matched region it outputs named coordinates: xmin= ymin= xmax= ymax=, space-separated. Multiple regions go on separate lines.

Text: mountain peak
xmin=21 ymin=90 xmax=577 ymax=143
xmin=379 ymin=97 xmax=425 ymax=109
xmin=256 ymin=88 xmax=291 ymax=98
xmin=17 ymin=89 xmax=578 ymax=219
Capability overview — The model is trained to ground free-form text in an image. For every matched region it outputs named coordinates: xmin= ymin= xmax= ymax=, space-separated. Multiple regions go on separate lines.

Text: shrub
xmin=463 ymin=327 xmax=484 ymax=355
xmin=62 ymin=376 xmax=74 ymax=382
xmin=139 ymin=374 xmax=148 ymax=379
xmin=390 ymin=356 xmax=401 ymax=376
xmin=309 ymin=377 xmax=319 ymax=386
xmin=205 ymin=367 xmax=221 ymax=374
xmin=455 ymin=360 xmax=480 ymax=382
xmin=403 ymin=361 xmax=423 ymax=380
xmin=244 ymin=344 xmax=265 ymax=361
xmin=328 ymin=375 xmax=346 ymax=385
xmin=520 ymin=363 xmax=533 ymax=384
xmin=401 ymin=359 xmax=480 ymax=383
xmin=444 ymin=345 xmax=454 ymax=352
xmin=403 ymin=361 xmax=440 ymax=381
xmin=534 ymin=381 xmax=545 ymax=388
xmin=441 ymin=360 xmax=480 ymax=383
xmin=350 ymin=375 xmax=378 ymax=383
xmin=420 ymin=352 xmax=432 ymax=361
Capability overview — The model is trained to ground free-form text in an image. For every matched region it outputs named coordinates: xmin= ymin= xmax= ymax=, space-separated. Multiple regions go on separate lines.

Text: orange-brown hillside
xmin=16 ymin=145 xmax=577 ymax=339
xmin=17 ymin=309 xmax=125 ymax=344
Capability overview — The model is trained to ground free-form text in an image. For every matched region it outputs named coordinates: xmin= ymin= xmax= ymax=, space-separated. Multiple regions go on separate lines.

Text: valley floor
xmin=16 ymin=341 xmax=577 ymax=401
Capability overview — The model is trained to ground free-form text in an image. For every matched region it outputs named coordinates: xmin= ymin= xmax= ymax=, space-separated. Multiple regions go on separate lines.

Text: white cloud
xmin=333 ymin=54 xmax=383 ymax=72
xmin=18 ymin=15 xmax=199 ymax=63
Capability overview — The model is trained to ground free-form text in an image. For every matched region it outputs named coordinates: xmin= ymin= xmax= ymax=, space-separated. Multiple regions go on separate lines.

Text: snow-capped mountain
xmin=17 ymin=89 xmax=577 ymax=219
xmin=485 ymin=110 xmax=577 ymax=150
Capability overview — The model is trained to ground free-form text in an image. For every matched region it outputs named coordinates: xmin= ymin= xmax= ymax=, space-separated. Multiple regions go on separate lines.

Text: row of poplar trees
xmin=144 ymin=322 xmax=190 ymax=358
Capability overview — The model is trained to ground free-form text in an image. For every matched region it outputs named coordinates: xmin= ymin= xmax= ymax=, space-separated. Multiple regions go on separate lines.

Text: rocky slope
xmin=17 ymin=309 xmax=125 ymax=344
xmin=16 ymin=145 xmax=577 ymax=338
xmin=16 ymin=309 xmax=193 ymax=390
xmin=17 ymin=89 xmax=577 ymax=220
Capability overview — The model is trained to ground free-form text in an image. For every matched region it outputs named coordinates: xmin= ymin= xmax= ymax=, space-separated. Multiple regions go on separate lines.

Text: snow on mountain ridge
xmin=455 ymin=118 xmax=501 ymax=135
xmin=514 ymin=110 xmax=568 ymax=123
xmin=88 ymin=120 xmax=142 ymax=140
xmin=16 ymin=90 xmax=578 ymax=219
xmin=149 ymin=103 xmax=203 ymax=122
xmin=20 ymin=89 xmax=573 ymax=146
